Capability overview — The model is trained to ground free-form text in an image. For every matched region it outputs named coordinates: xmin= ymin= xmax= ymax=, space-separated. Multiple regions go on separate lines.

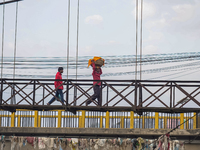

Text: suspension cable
xmin=139 ymin=0 xmax=143 ymax=80
xmin=1 ymin=0 xmax=5 ymax=79
xmin=67 ymin=0 xmax=70 ymax=80
xmin=13 ymin=1 xmax=18 ymax=79
xmin=76 ymin=0 xmax=80 ymax=81
xmin=135 ymin=0 xmax=138 ymax=81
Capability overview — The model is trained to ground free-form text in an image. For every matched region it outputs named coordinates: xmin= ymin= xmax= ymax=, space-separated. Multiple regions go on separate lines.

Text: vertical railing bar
xmin=74 ymin=86 xmax=77 ymax=106
xmin=124 ymin=112 xmax=126 ymax=128
xmin=147 ymin=112 xmax=149 ymax=129
xmin=29 ymin=111 xmax=31 ymax=127
xmin=152 ymin=112 xmax=153 ymax=129
xmin=54 ymin=111 xmax=56 ymax=128
xmin=173 ymin=85 xmax=175 ymax=107
xmin=75 ymin=111 xmax=76 ymax=128
xmin=73 ymin=111 xmax=74 ymax=128
xmin=87 ymin=111 xmax=88 ymax=128
xmin=30 ymin=111 xmax=33 ymax=127
xmin=115 ymin=112 xmax=116 ymax=128
xmin=24 ymin=111 xmax=26 ymax=127
xmin=66 ymin=80 xmax=69 ymax=106
xmin=47 ymin=111 xmax=49 ymax=127
xmin=71 ymin=110 xmax=72 ymax=128
xmin=106 ymin=85 xmax=109 ymax=106
xmin=139 ymin=113 xmax=141 ymax=129
xmin=134 ymin=81 xmax=138 ymax=110
xmin=63 ymin=111 xmax=65 ymax=128
xmin=176 ymin=113 xmax=178 ymax=129
xmin=0 ymin=79 xmax=3 ymax=105
xmin=33 ymin=80 xmax=36 ymax=105
xmin=170 ymin=82 xmax=172 ymax=108
xmin=43 ymin=85 xmax=45 ymax=105
xmin=68 ymin=111 xmax=70 ymax=128
xmin=42 ymin=111 xmax=44 ymax=128
xmin=51 ymin=111 xmax=52 ymax=128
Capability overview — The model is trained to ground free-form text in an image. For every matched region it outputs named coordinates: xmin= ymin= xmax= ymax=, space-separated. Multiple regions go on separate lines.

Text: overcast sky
xmin=0 ymin=0 xmax=199 ymax=57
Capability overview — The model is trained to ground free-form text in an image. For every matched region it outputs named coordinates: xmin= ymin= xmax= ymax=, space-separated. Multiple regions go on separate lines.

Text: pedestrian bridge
xmin=1 ymin=79 xmax=200 ymax=140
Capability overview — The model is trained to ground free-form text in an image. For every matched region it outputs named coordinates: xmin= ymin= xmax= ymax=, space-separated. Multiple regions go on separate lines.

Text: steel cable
xmin=67 ymin=0 xmax=70 ymax=80
xmin=1 ymin=0 xmax=5 ymax=78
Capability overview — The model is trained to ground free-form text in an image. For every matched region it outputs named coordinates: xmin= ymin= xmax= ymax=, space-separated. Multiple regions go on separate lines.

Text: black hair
xmin=58 ymin=67 xmax=63 ymax=72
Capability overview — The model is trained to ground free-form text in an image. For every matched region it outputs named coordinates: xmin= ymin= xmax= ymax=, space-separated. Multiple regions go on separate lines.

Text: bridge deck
xmin=1 ymin=127 xmax=200 ymax=140
xmin=1 ymin=105 xmax=200 ymax=113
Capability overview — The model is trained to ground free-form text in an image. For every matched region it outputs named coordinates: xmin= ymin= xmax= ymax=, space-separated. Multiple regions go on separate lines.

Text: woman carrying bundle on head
xmin=87 ymin=57 xmax=105 ymax=106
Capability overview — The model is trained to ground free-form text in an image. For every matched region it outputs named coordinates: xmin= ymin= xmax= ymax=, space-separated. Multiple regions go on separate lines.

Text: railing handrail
xmin=1 ymin=78 xmax=200 ymax=83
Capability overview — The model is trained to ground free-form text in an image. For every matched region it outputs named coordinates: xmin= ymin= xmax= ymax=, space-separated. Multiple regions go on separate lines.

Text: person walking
xmin=87 ymin=60 xmax=102 ymax=106
xmin=47 ymin=67 xmax=65 ymax=105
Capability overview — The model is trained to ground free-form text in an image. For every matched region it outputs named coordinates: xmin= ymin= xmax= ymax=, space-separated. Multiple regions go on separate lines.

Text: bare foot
xmin=47 ymin=103 xmax=50 ymax=105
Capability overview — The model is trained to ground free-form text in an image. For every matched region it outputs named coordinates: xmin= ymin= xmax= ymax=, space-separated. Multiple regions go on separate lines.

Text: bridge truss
xmin=0 ymin=79 xmax=200 ymax=114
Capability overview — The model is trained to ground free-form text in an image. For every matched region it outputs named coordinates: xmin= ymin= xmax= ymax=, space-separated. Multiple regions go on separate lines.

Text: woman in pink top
xmin=87 ymin=60 xmax=102 ymax=106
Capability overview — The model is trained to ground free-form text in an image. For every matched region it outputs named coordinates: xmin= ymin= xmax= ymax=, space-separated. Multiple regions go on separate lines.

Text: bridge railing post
xmin=34 ymin=111 xmax=38 ymax=127
xmin=11 ymin=112 xmax=15 ymax=127
xmin=73 ymin=86 xmax=77 ymax=106
xmin=0 ymin=79 xmax=3 ymax=105
xmin=180 ymin=113 xmax=184 ymax=129
xmin=193 ymin=112 xmax=196 ymax=129
xmin=100 ymin=81 xmax=102 ymax=106
xmin=81 ymin=110 xmax=85 ymax=128
xmin=170 ymin=82 xmax=172 ymax=108
xmin=57 ymin=110 xmax=62 ymax=128
xmin=106 ymin=85 xmax=109 ymax=107
xmin=134 ymin=81 xmax=138 ymax=109
xmin=155 ymin=112 xmax=159 ymax=129
xmin=106 ymin=111 xmax=109 ymax=128
xmin=17 ymin=114 xmax=20 ymax=127
xmin=66 ymin=80 xmax=69 ymax=106
xmin=130 ymin=111 xmax=134 ymax=129
xmin=100 ymin=116 xmax=103 ymax=128
xmin=33 ymin=80 xmax=36 ymax=105
xmin=79 ymin=111 xmax=82 ymax=128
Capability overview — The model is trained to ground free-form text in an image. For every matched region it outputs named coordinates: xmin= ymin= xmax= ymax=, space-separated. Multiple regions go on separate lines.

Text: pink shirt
xmin=92 ymin=63 xmax=102 ymax=85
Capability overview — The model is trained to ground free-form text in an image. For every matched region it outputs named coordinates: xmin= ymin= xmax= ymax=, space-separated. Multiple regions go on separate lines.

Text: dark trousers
xmin=48 ymin=89 xmax=64 ymax=105
xmin=88 ymin=85 xmax=101 ymax=106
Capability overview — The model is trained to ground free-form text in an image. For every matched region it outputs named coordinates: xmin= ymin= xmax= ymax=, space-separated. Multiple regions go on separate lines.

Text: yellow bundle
xmin=88 ymin=56 xmax=105 ymax=68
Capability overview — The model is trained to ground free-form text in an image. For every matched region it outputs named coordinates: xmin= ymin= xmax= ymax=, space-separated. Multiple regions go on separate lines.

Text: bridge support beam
xmin=1 ymin=127 xmax=200 ymax=140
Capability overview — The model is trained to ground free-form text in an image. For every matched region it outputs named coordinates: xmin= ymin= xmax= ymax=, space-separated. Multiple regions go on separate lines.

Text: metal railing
xmin=1 ymin=78 xmax=200 ymax=112
xmin=0 ymin=110 xmax=197 ymax=129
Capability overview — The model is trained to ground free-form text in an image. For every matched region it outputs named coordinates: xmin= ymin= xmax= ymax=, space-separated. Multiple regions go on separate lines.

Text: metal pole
xmin=135 ymin=0 xmax=138 ymax=81
xmin=66 ymin=0 xmax=70 ymax=80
